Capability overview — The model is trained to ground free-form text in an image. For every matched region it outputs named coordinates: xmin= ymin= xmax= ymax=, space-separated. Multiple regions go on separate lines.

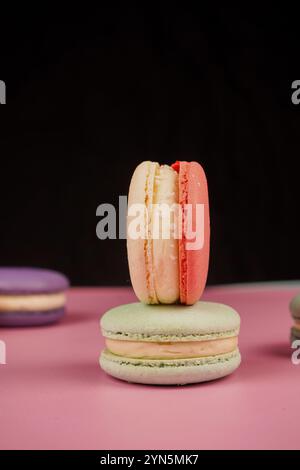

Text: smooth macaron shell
xmin=127 ymin=162 xmax=155 ymax=304
xmin=101 ymin=301 xmax=240 ymax=341
xmin=0 ymin=308 xmax=65 ymax=327
xmin=100 ymin=349 xmax=241 ymax=385
xmin=0 ymin=267 xmax=69 ymax=294
xmin=177 ymin=161 xmax=210 ymax=305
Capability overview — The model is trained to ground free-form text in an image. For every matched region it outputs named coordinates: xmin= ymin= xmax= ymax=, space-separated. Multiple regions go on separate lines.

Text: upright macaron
xmin=100 ymin=302 xmax=241 ymax=385
xmin=127 ymin=161 xmax=210 ymax=305
xmin=290 ymin=293 xmax=300 ymax=342
xmin=0 ymin=267 xmax=70 ymax=327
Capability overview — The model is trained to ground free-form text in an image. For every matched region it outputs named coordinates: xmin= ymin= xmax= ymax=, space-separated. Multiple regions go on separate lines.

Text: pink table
xmin=0 ymin=284 xmax=299 ymax=450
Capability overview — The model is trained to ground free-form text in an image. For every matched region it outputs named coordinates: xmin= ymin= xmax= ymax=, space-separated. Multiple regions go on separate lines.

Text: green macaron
xmin=100 ymin=302 xmax=241 ymax=385
xmin=290 ymin=294 xmax=300 ymax=341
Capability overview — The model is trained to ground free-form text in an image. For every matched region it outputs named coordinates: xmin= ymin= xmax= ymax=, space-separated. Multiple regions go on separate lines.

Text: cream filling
xmin=105 ymin=336 xmax=238 ymax=359
xmin=152 ymin=164 xmax=180 ymax=304
xmin=294 ymin=320 xmax=300 ymax=331
xmin=0 ymin=292 xmax=66 ymax=312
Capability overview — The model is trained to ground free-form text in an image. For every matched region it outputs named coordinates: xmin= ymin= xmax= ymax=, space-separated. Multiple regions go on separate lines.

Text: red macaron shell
xmin=176 ymin=161 xmax=210 ymax=305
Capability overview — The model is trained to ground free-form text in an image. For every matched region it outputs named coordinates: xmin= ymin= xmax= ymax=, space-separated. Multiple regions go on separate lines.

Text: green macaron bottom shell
xmin=101 ymin=302 xmax=240 ymax=341
xmin=290 ymin=294 xmax=300 ymax=320
xmin=291 ymin=327 xmax=300 ymax=343
xmin=100 ymin=348 xmax=241 ymax=385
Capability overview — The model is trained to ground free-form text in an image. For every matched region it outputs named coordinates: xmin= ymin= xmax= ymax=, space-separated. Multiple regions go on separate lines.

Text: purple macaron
xmin=0 ymin=268 xmax=70 ymax=327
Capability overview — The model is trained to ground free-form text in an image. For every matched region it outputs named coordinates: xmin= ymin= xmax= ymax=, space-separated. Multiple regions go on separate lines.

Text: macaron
xmin=127 ymin=161 xmax=210 ymax=305
xmin=100 ymin=302 xmax=241 ymax=385
xmin=0 ymin=267 xmax=70 ymax=327
xmin=290 ymin=293 xmax=300 ymax=342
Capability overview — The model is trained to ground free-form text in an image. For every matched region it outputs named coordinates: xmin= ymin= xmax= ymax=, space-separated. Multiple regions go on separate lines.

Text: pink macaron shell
xmin=186 ymin=161 xmax=210 ymax=304
xmin=127 ymin=162 xmax=151 ymax=303
xmin=178 ymin=161 xmax=210 ymax=305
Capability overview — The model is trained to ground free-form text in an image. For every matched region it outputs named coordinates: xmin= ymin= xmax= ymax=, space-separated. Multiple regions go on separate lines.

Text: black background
xmin=0 ymin=5 xmax=299 ymax=287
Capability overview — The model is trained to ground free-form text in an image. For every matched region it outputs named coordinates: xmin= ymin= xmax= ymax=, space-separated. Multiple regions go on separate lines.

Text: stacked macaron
xmin=290 ymin=293 xmax=300 ymax=343
xmin=0 ymin=268 xmax=69 ymax=327
xmin=101 ymin=302 xmax=241 ymax=385
xmin=100 ymin=161 xmax=241 ymax=385
xmin=126 ymin=161 xmax=210 ymax=305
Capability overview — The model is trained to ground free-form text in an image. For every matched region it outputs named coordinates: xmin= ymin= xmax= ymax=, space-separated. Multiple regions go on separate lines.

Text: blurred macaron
xmin=0 ymin=267 xmax=70 ymax=327
xmin=290 ymin=293 xmax=300 ymax=342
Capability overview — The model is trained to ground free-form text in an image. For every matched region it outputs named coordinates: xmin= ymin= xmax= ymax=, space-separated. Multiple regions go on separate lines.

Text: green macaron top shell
xmin=290 ymin=294 xmax=300 ymax=319
xmin=101 ymin=301 xmax=240 ymax=342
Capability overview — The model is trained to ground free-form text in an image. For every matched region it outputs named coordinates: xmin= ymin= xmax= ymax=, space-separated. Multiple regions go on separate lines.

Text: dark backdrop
xmin=0 ymin=6 xmax=299 ymax=286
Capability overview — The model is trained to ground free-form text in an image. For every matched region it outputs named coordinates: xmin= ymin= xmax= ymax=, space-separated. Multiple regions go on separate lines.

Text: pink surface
xmin=0 ymin=284 xmax=299 ymax=450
